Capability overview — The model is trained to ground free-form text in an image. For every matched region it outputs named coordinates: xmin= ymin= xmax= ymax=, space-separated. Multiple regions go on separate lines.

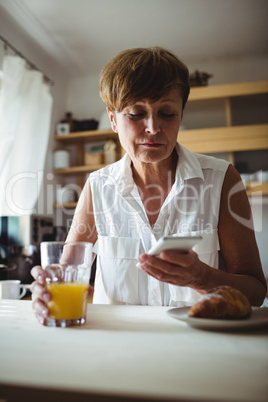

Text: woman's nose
xmin=145 ymin=115 xmax=160 ymax=134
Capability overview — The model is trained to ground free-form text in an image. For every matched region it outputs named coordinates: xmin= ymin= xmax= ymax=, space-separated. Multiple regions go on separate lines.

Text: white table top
xmin=0 ymin=300 xmax=268 ymax=402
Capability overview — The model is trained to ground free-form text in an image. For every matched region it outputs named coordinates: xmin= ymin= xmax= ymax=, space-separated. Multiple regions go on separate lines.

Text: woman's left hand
xmin=137 ymin=250 xmax=206 ymax=290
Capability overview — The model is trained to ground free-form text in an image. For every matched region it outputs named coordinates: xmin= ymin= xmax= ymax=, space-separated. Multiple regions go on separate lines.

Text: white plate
xmin=167 ymin=306 xmax=268 ymax=330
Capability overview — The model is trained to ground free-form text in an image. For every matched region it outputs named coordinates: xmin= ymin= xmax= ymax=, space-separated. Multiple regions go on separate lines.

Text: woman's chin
xmin=134 ymin=152 xmax=168 ymax=164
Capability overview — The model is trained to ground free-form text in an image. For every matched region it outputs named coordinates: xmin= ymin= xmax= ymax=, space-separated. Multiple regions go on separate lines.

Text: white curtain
xmin=0 ymin=55 xmax=53 ymax=215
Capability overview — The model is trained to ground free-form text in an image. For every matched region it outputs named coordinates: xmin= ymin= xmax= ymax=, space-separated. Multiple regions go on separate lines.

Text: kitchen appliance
xmin=0 ymin=215 xmax=54 ymax=284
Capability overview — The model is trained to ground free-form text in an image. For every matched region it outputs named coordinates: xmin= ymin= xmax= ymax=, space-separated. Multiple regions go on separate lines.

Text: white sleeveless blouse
xmin=89 ymin=143 xmax=229 ymax=306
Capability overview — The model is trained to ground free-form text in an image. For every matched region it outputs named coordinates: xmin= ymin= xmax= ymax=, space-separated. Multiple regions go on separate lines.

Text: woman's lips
xmin=141 ymin=142 xmax=163 ymax=148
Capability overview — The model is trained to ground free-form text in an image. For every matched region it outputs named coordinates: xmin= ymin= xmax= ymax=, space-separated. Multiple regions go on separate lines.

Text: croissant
xmin=188 ymin=286 xmax=252 ymax=319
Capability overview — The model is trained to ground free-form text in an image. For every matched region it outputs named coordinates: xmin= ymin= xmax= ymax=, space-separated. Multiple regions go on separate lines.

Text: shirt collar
xmin=103 ymin=142 xmax=204 ymax=195
xmin=175 ymin=143 xmax=204 ymax=183
xmin=103 ymin=153 xmax=134 ymax=196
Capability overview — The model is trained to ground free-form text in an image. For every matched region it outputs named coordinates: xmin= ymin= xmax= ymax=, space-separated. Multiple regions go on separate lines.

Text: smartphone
xmin=147 ymin=235 xmax=202 ymax=255
xmin=136 ymin=235 xmax=202 ymax=268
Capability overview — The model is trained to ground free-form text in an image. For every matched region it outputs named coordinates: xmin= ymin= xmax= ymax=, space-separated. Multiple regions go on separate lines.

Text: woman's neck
xmin=131 ymin=149 xmax=178 ymax=190
xmin=131 ymin=150 xmax=178 ymax=227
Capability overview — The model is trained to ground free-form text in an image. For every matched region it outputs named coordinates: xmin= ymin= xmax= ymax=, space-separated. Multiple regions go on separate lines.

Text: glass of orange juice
xmin=40 ymin=241 xmax=93 ymax=327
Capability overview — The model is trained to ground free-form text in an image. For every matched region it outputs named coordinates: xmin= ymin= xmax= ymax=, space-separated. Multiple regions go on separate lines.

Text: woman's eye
xmin=160 ymin=113 xmax=175 ymax=119
xmin=128 ymin=113 xmax=144 ymax=120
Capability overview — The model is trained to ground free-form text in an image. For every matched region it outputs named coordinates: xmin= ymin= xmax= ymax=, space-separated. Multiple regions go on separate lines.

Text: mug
xmin=0 ymin=280 xmax=27 ymax=300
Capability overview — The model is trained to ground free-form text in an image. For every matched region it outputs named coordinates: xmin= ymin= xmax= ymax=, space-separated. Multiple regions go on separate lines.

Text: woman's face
xmin=108 ymin=87 xmax=183 ymax=165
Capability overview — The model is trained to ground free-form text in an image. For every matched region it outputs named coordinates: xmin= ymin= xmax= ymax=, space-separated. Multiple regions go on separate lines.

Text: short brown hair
xmin=99 ymin=47 xmax=190 ymax=112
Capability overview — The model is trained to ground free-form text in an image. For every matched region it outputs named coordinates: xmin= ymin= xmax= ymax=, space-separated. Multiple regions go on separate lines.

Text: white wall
xmin=186 ymin=54 xmax=268 ymax=85
xmin=66 ymin=73 xmax=103 ymax=121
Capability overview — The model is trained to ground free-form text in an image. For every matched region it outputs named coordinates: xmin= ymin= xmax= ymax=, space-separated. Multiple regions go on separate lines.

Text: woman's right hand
xmin=31 ymin=265 xmax=95 ymax=325
xmin=30 ymin=265 xmax=51 ymax=325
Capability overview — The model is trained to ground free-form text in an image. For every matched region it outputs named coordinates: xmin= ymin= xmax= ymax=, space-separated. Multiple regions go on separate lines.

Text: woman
xmin=31 ymin=47 xmax=266 ymax=324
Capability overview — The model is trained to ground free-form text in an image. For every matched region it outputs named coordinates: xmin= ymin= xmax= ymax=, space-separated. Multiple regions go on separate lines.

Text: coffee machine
xmin=0 ymin=215 xmax=54 ymax=284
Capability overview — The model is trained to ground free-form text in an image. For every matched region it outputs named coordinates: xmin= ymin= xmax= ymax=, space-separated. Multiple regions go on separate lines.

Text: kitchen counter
xmin=0 ymin=300 xmax=268 ymax=402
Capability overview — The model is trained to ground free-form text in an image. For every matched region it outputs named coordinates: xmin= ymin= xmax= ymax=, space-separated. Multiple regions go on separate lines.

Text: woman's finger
xmin=138 ymin=254 xmax=184 ymax=276
xmin=138 ymin=252 xmax=201 ymax=287
xmin=30 ymin=281 xmax=51 ymax=303
xmin=160 ymin=249 xmax=197 ymax=267
xmin=32 ymin=298 xmax=50 ymax=325
xmin=31 ymin=265 xmax=47 ymax=284
xmin=30 ymin=281 xmax=52 ymax=303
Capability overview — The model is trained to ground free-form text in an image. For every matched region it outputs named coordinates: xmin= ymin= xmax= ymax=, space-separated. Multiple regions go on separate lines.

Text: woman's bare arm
xmin=216 ymin=164 xmax=266 ymax=304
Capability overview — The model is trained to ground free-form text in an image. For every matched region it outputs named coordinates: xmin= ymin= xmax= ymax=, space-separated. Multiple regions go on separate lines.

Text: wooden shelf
xmin=188 ymin=81 xmax=268 ymax=101
xmin=54 ymin=164 xmax=106 ymax=175
xmin=54 ymin=129 xmax=115 ymax=142
xmin=54 ymin=202 xmax=78 ymax=209
xmin=246 ymin=181 xmax=268 ymax=196
xmin=178 ymin=124 xmax=268 ymax=154
xmin=54 ymin=128 xmax=119 ymax=188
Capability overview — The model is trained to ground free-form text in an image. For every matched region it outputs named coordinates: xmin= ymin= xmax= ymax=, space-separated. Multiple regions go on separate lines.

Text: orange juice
xmin=47 ymin=282 xmax=89 ymax=320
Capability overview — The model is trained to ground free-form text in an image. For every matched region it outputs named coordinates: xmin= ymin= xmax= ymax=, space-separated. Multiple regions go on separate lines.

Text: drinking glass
xmin=41 ymin=241 xmax=93 ymax=327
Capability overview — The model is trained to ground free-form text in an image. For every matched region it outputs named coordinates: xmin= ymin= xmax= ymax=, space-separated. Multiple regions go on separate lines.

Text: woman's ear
xmin=107 ymin=108 xmax=118 ymax=133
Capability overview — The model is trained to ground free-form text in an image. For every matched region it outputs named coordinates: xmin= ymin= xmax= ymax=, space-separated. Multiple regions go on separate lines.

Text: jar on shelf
xmin=104 ymin=140 xmax=117 ymax=164
xmin=53 ymin=149 xmax=71 ymax=169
